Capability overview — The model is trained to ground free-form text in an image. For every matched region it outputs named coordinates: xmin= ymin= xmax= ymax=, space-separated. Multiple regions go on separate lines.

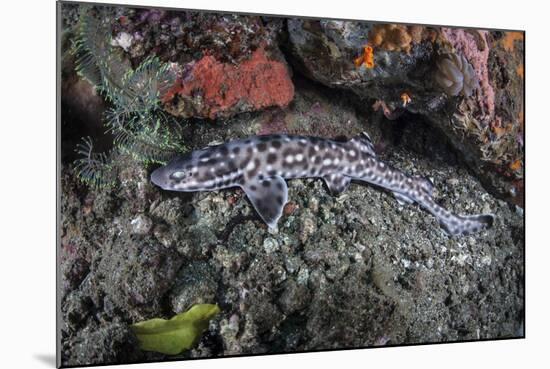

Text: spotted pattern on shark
xmin=151 ymin=133 xmax=494 ymax=236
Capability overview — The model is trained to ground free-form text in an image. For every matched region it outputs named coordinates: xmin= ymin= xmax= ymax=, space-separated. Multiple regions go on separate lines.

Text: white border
xmin=2 ymin=0 xmax=546 ymax=368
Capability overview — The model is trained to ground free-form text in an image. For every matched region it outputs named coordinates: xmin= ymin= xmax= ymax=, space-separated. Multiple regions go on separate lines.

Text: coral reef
xmin=287 ymin=19 xmax=435 ymax=89
xmin=59 ymin=4 xmax=524 ymax=367
xmin=60 ymin=73 xmax=523 ymax=367
xmin=440 ymin=28 xmax=495 ymax=117
xmin=287 ymin=20 xmax=524 ymax=206
xmin=437 ymin=29 xmax=524 ymax=204
xmin=111 ymin=9 xmax=278 ymax=66
xmin=110 ymin=8 xmax=294 ymax=120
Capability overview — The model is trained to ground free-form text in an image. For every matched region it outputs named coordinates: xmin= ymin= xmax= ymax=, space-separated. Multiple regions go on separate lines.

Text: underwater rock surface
xmin=60 ymin=75 xmax=523 ymax=366
xmin=109 ymin=8 xmax=295 ymax=119
xmin=287 ymin=20 xmax=524 ymax=206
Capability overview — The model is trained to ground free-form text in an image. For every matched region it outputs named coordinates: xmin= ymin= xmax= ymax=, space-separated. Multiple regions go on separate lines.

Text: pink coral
xmin=441 ymin=28 xmax=495 ymax=121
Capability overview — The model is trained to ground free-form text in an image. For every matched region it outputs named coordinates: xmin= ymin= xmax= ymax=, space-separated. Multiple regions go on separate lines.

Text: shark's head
xmin=150 ymin=155 xmax=197 ymax=191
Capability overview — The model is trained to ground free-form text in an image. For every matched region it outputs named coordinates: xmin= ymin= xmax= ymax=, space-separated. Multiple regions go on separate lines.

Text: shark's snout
xmin=150 ymin=166 xmax=169 ymax=189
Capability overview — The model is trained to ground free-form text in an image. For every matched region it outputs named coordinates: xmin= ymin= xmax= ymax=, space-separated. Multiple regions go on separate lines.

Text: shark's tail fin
xmin=414 ymin=191 xmax=494 ymax=236
xmin=439 ymin=213 xmax=494 ymax=236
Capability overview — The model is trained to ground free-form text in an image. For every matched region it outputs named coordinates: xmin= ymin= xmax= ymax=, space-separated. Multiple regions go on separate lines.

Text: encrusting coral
xmin=368 ymin=24 xmax=429 ymax=53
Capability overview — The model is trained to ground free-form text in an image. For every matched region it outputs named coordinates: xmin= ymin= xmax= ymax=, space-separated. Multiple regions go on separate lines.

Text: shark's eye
xmin=170 ymin=171 xmax=186 ymax=180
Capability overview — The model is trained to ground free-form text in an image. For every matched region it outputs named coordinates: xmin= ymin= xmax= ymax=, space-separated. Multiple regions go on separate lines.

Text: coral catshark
xmin=151 ymin=133 xmax=493 ymax=236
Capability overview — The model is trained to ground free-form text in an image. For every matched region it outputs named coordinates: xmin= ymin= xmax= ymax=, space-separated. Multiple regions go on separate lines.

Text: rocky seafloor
xmin=59 ymin=4 xmax=524 ymax=367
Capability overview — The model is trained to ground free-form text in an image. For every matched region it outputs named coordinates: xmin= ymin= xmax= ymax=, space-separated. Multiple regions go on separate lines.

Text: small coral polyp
xmin=354 ymin=45 xmax=375 ymax=69
xmin=434 ymin=53 xmax=478 ymax=97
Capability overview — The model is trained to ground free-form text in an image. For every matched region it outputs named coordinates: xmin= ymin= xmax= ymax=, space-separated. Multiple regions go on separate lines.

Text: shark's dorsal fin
xmin=240 ymin=175 xmax=288 ymax=229
xmin=350 ymin=131 xmax=376 ymax=156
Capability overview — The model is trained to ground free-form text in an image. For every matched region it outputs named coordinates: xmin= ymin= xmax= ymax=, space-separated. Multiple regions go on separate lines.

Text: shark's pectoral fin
xmin=241 ymin=175 xmax=288 ymax=229
xmin=323 ymin=174 xmax=351 ymax=196
xmin=393 ymin=191 xmax=414 ymax=205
